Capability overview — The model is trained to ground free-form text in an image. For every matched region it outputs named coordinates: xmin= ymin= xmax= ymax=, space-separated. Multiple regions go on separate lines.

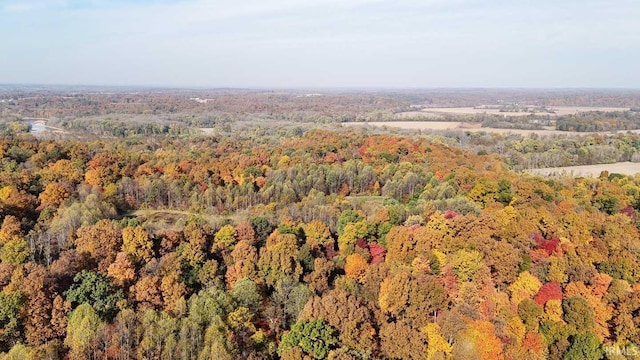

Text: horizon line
xmin=2 ymin=83 xmax=640 ymax=93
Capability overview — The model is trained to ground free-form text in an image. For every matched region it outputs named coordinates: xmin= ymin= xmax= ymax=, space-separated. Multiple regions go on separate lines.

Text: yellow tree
xmin=379 ymin=269 xmax=448 ymax=327
xmin=38 ymin=182 xmax=70 ymax=208
xmin=38 ymin=159 xmax=84 ymax=184
xmin=504 ymin=316 xmax=526 ymax=343
xmin=449 ymin=249 xmax=484 ymax=282
xmin=422 ymin=323 xmax=452 ymax=359
xmin=0 ymin=215 xmax=29 ymax=265
xmin=0 ymin=237 xmax=30 ymax=265
xmin=0 ymin=215 xmax=22 ymax=244
xmin=508 ymin=271 xmax=542 ymax=305
xmin=337 ymin=221 xmax=368 ymax=255
xmin=213 ymin=224 xmax=238 ymax=253
xmin=0 ymin=215 xmax=29 ymax=266
xmin=258 ymin=232 xmax=302 ymax=287
xmin=303 ymin=220 xmax=333 ymax=251
xmin=160 ymin=271 xmax=187 ymax=315
xmin=415 ymin=211 xmax=453 ymax=253
xmin=122 ymin=226 xmax=154 ymax=264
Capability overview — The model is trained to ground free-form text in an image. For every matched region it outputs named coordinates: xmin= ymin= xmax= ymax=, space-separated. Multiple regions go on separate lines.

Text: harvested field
xmin=396 ymin=111 xmax=443 ymax=119
xmin=550 ymin=106 xmax=631 ymax=115
xmin=347 ymin=121 xmax=464 ymax=130
xmin=526 ymin=162 xmax=640 ymax=177
xmin=344 ymin=121 xmax=640 ymax=136
xmin=397 ymin=106 xmax=630 ymax=118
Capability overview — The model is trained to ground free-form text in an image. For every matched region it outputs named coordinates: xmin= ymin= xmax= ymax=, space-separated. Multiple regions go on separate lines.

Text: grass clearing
xmin=526 ymin=162 xmax=640 ymax=177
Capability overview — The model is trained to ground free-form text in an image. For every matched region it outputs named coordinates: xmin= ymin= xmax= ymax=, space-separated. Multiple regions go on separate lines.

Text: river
xmin=23 ymin=118 xmax=63 ymax=135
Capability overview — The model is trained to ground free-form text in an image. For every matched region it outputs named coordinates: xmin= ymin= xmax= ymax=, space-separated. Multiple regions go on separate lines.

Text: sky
xmin=0 ymin=0 xmax=639 ymax=88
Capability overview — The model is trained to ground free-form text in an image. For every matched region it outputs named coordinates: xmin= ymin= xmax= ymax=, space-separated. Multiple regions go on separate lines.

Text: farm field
xmin=397 ymin=106 xmax=630 ymax=118
xmin=345 ymin=121 xmax=640 ymax=136
xmin=345 ymin=121 xmax=464 ymax=130
xmin=526 ymin=162 xmax=640 ymax=177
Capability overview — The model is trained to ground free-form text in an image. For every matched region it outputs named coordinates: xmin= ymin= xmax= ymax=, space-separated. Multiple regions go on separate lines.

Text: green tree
xmin=138 ymin=309 xmax=179 ymax=360
xmin=562 ymin=296 xmax=595 ymax=334
xmin=563 ymin=332 xmax=603 ymax=360
xmin=4 ymin=343 xmax=33 ymax=360
xmin=338 ymin=210 xmax=364 ymax=235
xmin=518 ymin=299 xmax=543 ymax=331
xmin=64 ymin=270 xmax=124 ymax=319
xmin=593 ymin=194 xmax=621 ymax=215
xmin=230 ymin=278 xmax=262 ymax=310
xmin=0 ymin=238 xmax=30 ymax=265
xmin=337 ymin=221 xmax=368 ymax=255
xmin=0 ymin=291 xmax=23 ymax=351
xmin=265 ymin=277 xmax=313 ymax=333
xmin=279 ymin=319 xmax=338 ymax=359
xmin=497 ymin=179 xmax=514 ymax=205
xmin=250 ymin=217 xmax=274 ymax=244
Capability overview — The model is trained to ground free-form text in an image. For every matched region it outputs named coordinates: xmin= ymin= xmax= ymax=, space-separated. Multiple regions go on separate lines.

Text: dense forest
xmin=556 ymin=112 xmax=640 ymax=132
xmin=427 ymin=130 xmax=640 ymax=171
xmin=0 ymin=119 xmax=638 ymax=360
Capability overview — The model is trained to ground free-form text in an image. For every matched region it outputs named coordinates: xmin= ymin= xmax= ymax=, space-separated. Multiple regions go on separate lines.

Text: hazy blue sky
xmin=1 ymin=0 xmax=638 ymax=88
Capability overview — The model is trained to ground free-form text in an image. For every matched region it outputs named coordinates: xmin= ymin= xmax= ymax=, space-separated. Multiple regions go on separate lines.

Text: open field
xmin=526 ymin=162 xmax=640 ymax=177
xmin=396 ymin=111 xmax=444 ymax=119
xmin=398 ymin=106 xmax=630 ymax=118
xmin=346 ymin=121 xmax=465 ymax=130
xmin=344 ymin=121 xmax=640 ymax=136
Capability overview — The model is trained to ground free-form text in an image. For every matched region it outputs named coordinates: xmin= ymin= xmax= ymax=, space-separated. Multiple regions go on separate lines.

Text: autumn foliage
xmin=0 ymin=122 xmax=638 ymax=360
